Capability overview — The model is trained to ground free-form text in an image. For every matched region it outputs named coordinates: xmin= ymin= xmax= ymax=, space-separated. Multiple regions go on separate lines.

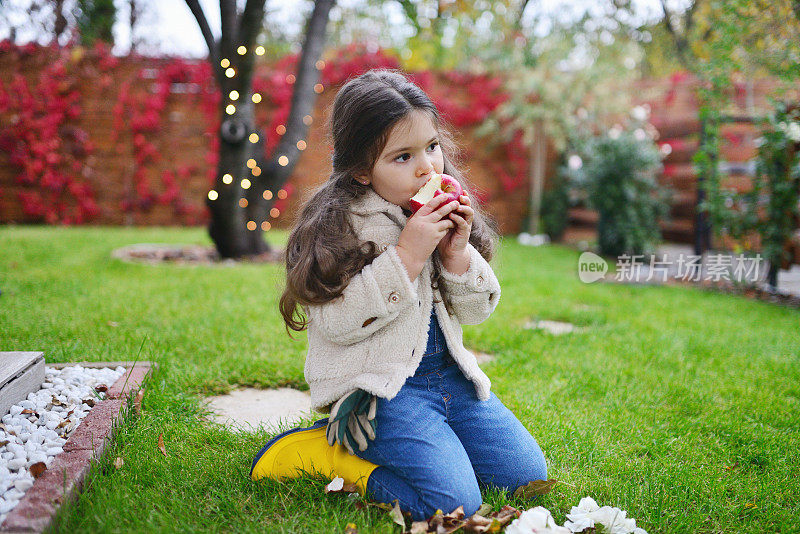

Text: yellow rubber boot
xmin=250 ymin=418 xmax=379 ymax=495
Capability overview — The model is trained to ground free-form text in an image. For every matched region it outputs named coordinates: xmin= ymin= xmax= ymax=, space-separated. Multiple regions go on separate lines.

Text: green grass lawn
xmin=1 ymin=226 xmax=798 ymax=533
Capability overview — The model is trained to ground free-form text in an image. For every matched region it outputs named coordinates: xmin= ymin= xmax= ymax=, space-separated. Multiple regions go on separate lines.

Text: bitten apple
xmin=409 ymin=173 xmax=464 ymax=213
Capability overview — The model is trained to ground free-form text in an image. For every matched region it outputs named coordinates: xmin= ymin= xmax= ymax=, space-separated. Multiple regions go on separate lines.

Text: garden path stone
xmin=203 ymin=388 xmax=314 ymax=433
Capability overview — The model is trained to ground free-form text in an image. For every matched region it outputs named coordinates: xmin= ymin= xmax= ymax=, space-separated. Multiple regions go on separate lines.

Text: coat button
xmin=380 ymin=244 xmax=387 ymax=251
xmin=476 ymin=275 xmax=484 ymax=286
xmin=388 ymin=291 xmax=399 ymax=303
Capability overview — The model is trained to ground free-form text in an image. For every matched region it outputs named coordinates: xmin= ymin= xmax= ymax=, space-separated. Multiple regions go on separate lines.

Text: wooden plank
xmin=0 ymin=352 xmax=45 ymax=418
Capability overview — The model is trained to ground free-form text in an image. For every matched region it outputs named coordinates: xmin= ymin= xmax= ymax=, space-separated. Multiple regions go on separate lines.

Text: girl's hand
xmin=436 ymin=193 xmax=473 ymax=261
xmin=395 ymin=195 xmax=459 ymax=281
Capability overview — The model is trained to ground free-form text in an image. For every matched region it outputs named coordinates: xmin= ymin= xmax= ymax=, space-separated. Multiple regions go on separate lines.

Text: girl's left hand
xmin=436 ymin=193 xmax=473 ymax=259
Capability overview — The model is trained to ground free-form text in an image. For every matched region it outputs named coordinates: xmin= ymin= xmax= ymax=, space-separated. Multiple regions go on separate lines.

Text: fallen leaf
xmin=29 ymin=461 xmax=47 ymax=479
xmin=344 ymin=523 xmax=358 ymax=534
xmin=21 ymin=409 xmax=35 ymax=415
xmin=389 ymin=500 xmax=406 ymax=529
xmin=157 ymin=433 xmax=166 ymax=457
xmin=409 ymin=520 xmax=428 ymax=533
xmin=463 ymin=515 xmax=503 ymax=533
xmin=366 ymin=501 xmax=393 ymax=511
xmin=488 ymin=505 xmax=520 ymax=528
xmin=513 ymin=479 xmax=557 ymax=499
xmin=114 ymin=457 xmax=124 ymax=469
xmin=95 ymin=384 xmax=108 ymax=393
xmin=475 ymin=503 xmax=492 ymax=517
xmin=107 ymin=321 xmax=119 ymax=327
xmin=134 ymin=388 xmax=145 ymax=416
xmin=0 ymin=440 xmax=8 ymax=447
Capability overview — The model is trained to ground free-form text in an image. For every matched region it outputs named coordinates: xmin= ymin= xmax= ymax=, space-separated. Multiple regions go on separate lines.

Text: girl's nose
xmin=417 ymin=161 xmax=434 ymax=177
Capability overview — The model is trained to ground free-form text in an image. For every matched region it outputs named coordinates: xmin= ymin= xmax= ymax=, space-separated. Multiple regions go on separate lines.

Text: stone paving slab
xmin=0 ymin=361 xmax=153 ymax=533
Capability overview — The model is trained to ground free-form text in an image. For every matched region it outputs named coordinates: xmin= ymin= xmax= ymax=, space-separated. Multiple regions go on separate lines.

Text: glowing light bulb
xmin=247 ymin=221 xmax=257 ymax=231
xmin=241 ymin=178 xmax=251 ymax=189
xmin=222 ymin=173 xmax=233 ymax=184
xmin=249 ymin=133 xmax=259 ymax=143
xmin=261 ymin=221 xmax=271 ymax=231
xmin=296 ymin=140 xmax=306 ymax=150
xmin=246 ymin=158 xmax=257 ymax=169
xmin=226 ymin=104 xmax=236 ymax=115
xmin=315 ymin=60 xmax=325 ymax=70
xmin=220 ymin=58 xmax=230 ymax=68
xmin=237 ymin=46 xmax=247 ymax=55
xmin=262 ymin=190 xmax=273 ymax=200
xmin=225 ymin=67 xmax=235 ymax=78
xmin=278 ymin=189 xmax=288 ymax=199
xmin=276 ymin=125 xmax=286 ymax=135
xmin=252 ymin=166 xmax=261 ymax=176
xmin=239 ymin=198 xmax=248 ymax=208
xmin=286 ymin=74 xmax=296 ymax=84
xmin=270 ymin=207 xmax=280 ymax=218
xmin=314 ymin=83 xmax=323 ymax=94
xmin=303 ymin=115 xmax=312 ymax=125
xmin=278 ymin=156 xmax=288 ymax=166
xmin=251 ymin=93 xmax=262 ymax=103
xmin=229 ymin=90 xmax=239 ymax=100
xmin=208 ymin=190 xmax=218 ymax=200
xmin=255 ymin=46 xmax=265 ymax=56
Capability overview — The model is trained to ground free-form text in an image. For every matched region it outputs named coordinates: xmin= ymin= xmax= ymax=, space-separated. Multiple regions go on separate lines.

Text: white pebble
xmin=13 ymin=479 xmax=32 ymax=492
xmin=7 ymin=458 xmax=25 ymax=471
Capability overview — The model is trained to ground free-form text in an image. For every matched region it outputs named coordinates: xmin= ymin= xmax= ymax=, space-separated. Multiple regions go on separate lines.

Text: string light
xmin=251 ymin=93 xmax=262 ymax=103
xmin=314 ymin=83 xmax=324 ymax=94
xmin=252 ymin=166 xmax=262 ymax=176
xmin=225 ymin=67 xmax=236 ymax=78
xmin=247 ymin=221 xmax=257 ymax=231
xmin=286 ymin=74 xmax=295 ymax=84
xmin=241 ymin=178 xmax=251 ymax=189
xmin=270 ymin=207 xmax=280 ymax=218
xmin=278 ymin=189 xmax=288 ymax=199
xmin=276 ymin=125 xmax=286 ymax=135
xmin=315 ymin=60 xmax=325 ymax=70
xmin=278 ymin=156 xmax=288 ymax=166
xmin=261 ymin=221 xmax=271 ymax=231
xmin=303 ymin=115 xmax=313 ymax=125
xmin=262 ymin=190 xmax=273 ymax=200
xmin=226 ymin=104 xmax=236 ymax=115
xmin=239 ymin=198 xmax=248 ymax=208
xmin=229 ymin=90 xmax=239 ymax=100
xmin=220 ymin=58 xmax=230 ymax=68
xmin=296 ymin=140 xmax=306 ymax=150
xmin=237 ymin=46 xmax=247 ymax=55
xmin=208 ymin=190 xmax=218 ymax=201
xmin=246 ymin=158 xmax=257 ymax=169
xmin=255 ymin=46 xmax=265 ymax=56
xmin=249 ymin=133 xmax=259 ymax=143
xmin=222 ymin=174 xmax=233 ymax=184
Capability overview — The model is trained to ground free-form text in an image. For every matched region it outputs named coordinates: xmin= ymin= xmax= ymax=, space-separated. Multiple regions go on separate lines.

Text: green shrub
xmin=581 ymin=129 xmax=671 ymax=257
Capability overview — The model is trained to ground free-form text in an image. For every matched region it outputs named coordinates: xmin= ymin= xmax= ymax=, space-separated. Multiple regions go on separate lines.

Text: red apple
xmin=409 ymin=173 xmax=465 ymax=213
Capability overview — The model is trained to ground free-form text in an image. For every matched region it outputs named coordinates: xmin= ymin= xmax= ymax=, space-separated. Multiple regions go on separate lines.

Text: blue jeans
xmin=355 ymin=310 xmax=547 ymax=521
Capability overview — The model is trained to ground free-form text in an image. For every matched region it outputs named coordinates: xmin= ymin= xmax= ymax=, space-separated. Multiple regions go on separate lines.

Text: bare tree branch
xmin=235 ymin=0 xmax=267 ymax=91
xmin=185 ymin=0 xmax=218 ymax=65
xmin=219 ymin=0 xmax=237 ymax=60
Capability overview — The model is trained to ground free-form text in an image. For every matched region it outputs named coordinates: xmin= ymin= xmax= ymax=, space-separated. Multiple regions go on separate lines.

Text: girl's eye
xmin=394 ymin=142 xmax=438 ymax=163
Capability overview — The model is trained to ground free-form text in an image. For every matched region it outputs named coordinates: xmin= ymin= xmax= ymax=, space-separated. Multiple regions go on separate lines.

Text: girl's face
xmin=358 ymin=110 xmax=444 ymax=212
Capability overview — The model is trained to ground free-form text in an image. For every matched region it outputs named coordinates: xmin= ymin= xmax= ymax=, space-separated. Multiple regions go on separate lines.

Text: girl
xmin=251 ymin=69 xmax=547 ymax=521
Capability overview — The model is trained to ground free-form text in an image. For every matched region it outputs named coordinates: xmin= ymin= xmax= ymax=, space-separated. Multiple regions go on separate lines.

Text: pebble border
xmin=0 ymin=361 xmax=152 ymax=533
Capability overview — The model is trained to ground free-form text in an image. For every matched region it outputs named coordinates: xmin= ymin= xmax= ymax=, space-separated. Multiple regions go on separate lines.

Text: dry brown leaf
xmin=463 ymin=515 xmax=503 ymax=534
xmin=366 ymin=501 xmax=393 ymax=511
xmin=489 ymin=505 xmax=521 ymax=528
xmin=513 ymin=479 xmax=558 ymax=499
xmin=475 ymin=503 xmax=492 ymax=517
xmin=95 ymin=384 xmax=108 ymax=393
xmin=21 ymin=409 xmax=35 ymax=415
xmin=409 ymin=520 xmax=429 ymax=534
xmin=157 ymin=433 xmax=166 ymax=457
xmin=389 ymin=500 xmax=406 ymax=529
xmin=114 ymin=457 xmax=124 ymax=469
xmin=0 ymin=440 xmax=8 ymax=447
xmin=134 ymin=388 xmax=145 ymax=416
xmin=344 ymin=522 xmax=358 ymax=533
xmin=29 ymin=461 xmax=47 ymax=479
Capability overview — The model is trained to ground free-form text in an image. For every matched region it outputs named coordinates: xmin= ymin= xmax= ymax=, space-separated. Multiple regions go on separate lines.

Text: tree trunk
xmin=527 ymin=119 xmax=546 ymax=235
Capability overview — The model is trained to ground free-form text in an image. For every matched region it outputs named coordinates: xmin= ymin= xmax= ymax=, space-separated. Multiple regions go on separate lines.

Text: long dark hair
xmin=279 ymin=69 xmax=499 ymax=334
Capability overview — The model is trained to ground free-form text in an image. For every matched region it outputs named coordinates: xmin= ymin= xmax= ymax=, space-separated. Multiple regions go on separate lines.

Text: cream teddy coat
xmin=304 ymin=187 xmax=502 ymax=413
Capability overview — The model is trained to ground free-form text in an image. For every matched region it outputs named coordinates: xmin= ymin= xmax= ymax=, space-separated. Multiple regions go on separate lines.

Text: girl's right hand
xmin=395 ymin=195 xmax=459 ymax=281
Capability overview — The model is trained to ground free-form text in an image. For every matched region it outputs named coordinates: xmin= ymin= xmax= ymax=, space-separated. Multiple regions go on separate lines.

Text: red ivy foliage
xmin=0 ymin=40 xmax=526 ymax=225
